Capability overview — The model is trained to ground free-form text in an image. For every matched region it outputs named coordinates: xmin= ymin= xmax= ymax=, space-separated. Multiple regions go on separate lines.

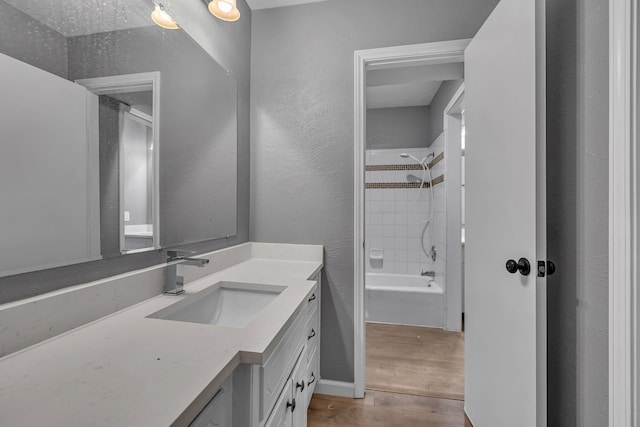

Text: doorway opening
xmin=76 ymin=72 xmax=160 ymax=256
xmin=354 ymin=40 xmax=469 ymax=404
xmin=364 ymin=76 xmax=466 ymax=401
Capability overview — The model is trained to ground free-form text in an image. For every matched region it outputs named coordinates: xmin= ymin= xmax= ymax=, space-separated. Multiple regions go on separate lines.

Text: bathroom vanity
xmin=0 ymin=243 xmax=322 ymax=427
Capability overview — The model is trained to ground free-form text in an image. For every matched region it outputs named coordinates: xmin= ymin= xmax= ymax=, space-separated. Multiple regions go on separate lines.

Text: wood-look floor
xmin=308 ymin=323 xmax=467 ymax=426
xmin=308 ymin=390 xmax=471 ymax=427
xmin=366 ymin=323 xmax=464 ymax=400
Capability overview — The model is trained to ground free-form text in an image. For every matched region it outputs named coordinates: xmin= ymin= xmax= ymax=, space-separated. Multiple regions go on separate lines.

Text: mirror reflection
xmin=0 ymin=0 xmax=238 ymax=277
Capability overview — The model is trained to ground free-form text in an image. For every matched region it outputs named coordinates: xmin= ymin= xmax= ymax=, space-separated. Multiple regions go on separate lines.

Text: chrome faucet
xmin=421 ymin=270 xmax=435 ymax=277
xmin=164 ymin=250 xmax=210 ymax=295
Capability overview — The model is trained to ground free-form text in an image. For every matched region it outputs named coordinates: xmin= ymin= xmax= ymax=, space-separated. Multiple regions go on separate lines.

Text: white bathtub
xmin=366 ymin=273 xmax=444 ymax=328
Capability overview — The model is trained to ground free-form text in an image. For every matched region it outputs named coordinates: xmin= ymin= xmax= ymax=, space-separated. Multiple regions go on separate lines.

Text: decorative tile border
xmin=365 ymin=151 xmax=444 ymax=171
xmin=428 ymin=152 xmax=444 ymax=169
xmin=365 ymin=174 xmax=445 ymax=189
xmin=366 ymin=164 xmax=423 ymax=171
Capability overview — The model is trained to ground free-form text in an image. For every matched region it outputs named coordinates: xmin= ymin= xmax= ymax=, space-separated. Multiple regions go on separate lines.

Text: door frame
xmin=353 ymin=39 xmax=470 ymax=398
xmin=609 ymin=0 xmax=638 ymax=425
xmin=443 ymin=84 xmax=465 ymax=332
xmin=76 ymin=72 xmax=161 ymax=255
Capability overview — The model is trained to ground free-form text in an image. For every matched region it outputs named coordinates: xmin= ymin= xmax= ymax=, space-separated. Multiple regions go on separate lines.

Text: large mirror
xmin=0 ymin=0 xmax=238 ymax=277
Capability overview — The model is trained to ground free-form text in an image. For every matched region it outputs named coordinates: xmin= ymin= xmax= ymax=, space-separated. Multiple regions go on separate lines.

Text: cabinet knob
xmin=308 ymin=293 xmax=317 ymax=302
xmin=308 ymin=372 xmax=316 ymax=385
xmin=287 ymin=398 xmax=296 ymax=413
xmin=308 ymin=329 xmax=316 ymax=340
xmin=296 ymin=381 xmax=305 ymax=392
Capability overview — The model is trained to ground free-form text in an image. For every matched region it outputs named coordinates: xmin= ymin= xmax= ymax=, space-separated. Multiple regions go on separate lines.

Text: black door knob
xmin=547 ymin=260 xmax=556 ymax=276
xmin=506 ymin=258 xmax=531 ymax=276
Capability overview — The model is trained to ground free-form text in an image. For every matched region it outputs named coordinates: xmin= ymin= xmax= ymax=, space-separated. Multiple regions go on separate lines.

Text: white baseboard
xmin=314 ymin=379 xmax=356 ymax=398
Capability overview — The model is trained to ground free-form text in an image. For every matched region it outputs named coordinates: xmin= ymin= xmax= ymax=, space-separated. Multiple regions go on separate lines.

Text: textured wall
xmin=98 ymin=97 xmax=122 ymax=257
xmin=0 ymin=0 xmax=68 ymax=78
xmin=546 ymin=0 xmax=609 ymax=425
xmin=0 ymin=0 xmax=252 ymax=304
xmin=366 ymin=107 xmax=430 ymax=150
xmin=250 ymin=0 xmax=500 ymax=382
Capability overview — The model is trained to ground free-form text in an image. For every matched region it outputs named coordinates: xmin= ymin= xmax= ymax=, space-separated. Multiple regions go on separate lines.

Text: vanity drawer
xmin=305 ymin=305 xmax=319 ymax=367
xmin=306 ymin=285 xmax=319 ymax=318
xmin=305 ymin=345 xmax=320 ymax=408
xmin=260 ymin=311 xmax=306 ymax=420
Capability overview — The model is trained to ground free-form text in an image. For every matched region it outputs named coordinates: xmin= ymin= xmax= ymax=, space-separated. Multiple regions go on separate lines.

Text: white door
xmin=464 ymin=0 xmax=546 ymax=425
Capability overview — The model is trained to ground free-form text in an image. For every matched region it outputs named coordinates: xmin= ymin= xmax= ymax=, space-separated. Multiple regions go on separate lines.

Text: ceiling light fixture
xmin=151 ymin=4 xmax=180 ymax=29
xmin=208 ymin=0 xmax=240 ymax=22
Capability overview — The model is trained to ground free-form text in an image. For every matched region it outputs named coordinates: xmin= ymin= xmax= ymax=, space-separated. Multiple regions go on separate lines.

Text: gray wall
xmin=0 ymin=0 xmax=252 ymax=304
xmin=250 ymin=0 xmax=500 ymax=383
xmin=366 ymin=106 xmax=430 ymax=150
xmin=99 ymin=96 xmax=122 ymax=257
xmin=0 ymin=1 xmax=68 ymax=78
xmin=122 ymin=116 xmax=151 ymax=226
xmin=546 ymin=0 xmax=609 ymax=425
xmin=428 ymin=79 xmax=464 ymax=143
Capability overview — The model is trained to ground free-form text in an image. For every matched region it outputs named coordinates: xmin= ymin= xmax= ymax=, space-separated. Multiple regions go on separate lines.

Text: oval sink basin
xmin=148 ymin=282 xmax=284 ymax=328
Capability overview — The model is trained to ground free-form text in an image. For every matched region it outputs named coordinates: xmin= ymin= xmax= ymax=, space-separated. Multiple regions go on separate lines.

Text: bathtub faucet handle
xmin=421 ymin=270 xmax=435 ymax=277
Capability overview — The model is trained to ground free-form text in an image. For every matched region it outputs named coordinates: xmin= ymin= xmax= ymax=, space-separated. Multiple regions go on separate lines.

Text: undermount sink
xmin=148 ymin=282 xmax=284 ymax=328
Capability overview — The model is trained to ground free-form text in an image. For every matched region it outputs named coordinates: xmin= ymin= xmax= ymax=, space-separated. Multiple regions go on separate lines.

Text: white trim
xmin=353 ymin=39 xmax=470 ymax=399
xmin=443 ymin=83 xmax=465 ymax=332
xmin=118 ymin=105 xmax=126 ymax=252
xmin=85 ymin=92 xmax=101 ymax=261
xmin=610 ymin=0 xmax=637 ymax=426
xmin=76 ymin=72 xmax=161 ymax=254
xmin=314 ymin=379 xmax=355 ymax=398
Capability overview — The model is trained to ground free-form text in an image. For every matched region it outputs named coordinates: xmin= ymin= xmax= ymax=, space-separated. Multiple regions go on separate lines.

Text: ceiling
xmin=245 ymin=0 xmax=328 ymax=10
xmin=366 ymin=62 xmax=464 ymax=109
xmin=367 ymin=81 xmax=443 ymax=110
xmin=4 ymin=0 xmax=154 ymax=37
xmin=6 ymin=0 xmax=330 ymax=37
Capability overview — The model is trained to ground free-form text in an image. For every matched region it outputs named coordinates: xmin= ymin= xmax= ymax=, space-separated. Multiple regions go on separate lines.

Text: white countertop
xmin=0 ymin=248 xmax=322 ymax=427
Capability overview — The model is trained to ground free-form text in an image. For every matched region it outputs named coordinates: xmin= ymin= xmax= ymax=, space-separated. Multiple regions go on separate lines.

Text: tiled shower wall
xmin=365 ymin=144 xmax=446 ymax=286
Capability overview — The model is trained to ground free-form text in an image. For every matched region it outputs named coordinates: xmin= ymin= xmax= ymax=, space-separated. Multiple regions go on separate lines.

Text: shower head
xmin=400 ymin=153 xmax=422 ymax=164
xmin=401 ymin=152 xmax=435 ymax=166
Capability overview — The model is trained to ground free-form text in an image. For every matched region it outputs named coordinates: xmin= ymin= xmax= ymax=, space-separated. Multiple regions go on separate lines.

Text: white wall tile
xmin=394 ymin=225 xmax=408 ymax=237
xmin=366 ymin=148 xmax=447 ymax=279
xmin=395 ymin=212 xmax=408 ymax=225
xmin=370 ymin=212 xmax=382 ymax=225
xmin=382 ymin=236 xmax=395 ymax=248
xmin=382 ymin=225 xmax=396 ymax=237
xmin=383 ymin=212 xmax=395 ymax=225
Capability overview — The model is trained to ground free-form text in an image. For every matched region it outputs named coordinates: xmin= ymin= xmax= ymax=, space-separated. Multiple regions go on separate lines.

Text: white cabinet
xmin=217 ymin=274 xmax=322 ymax=427
xmin=290 ymin=350 xmax=308 ymax=427
xmin=265 ymin=346 xmax=309 ymax=427
xmin=264 ymin=378 xmax=294 ymax=427
xmin=189 ymin=375 xmax=232 ymax=427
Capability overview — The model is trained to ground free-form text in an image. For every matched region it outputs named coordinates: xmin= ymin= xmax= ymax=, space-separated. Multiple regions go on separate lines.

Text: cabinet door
xmin=189 ymin=376 xmax=232 ymax=427
xmin=264 ymin=379 xmax=293 ymax=427
xmin=291 ymin=350 xmax=307 ymax=427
